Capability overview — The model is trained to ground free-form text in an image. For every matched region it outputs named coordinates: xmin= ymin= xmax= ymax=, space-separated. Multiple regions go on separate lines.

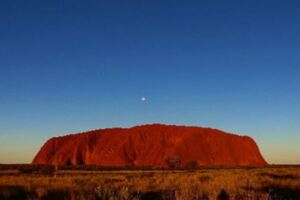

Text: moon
xmin=141 ymin=97 xmax=146 ymax=102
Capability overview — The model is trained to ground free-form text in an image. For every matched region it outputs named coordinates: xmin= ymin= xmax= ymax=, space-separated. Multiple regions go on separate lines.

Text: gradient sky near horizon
xmin=1 ymin=0 xmax=300 ymax=164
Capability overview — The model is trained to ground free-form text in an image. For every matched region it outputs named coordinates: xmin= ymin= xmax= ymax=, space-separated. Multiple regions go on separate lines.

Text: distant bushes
xmin=184 ymin=160 xmax=199 ymax=170
xmin=18 ymin=165 xmax=55 ymax=175
xmin=165 ymin=156 xmax=182 ymax=170
xmin=0 ymin=164 xmax=56 ymax=175
xmin=164 ymin=157 xmax=200 ymax=170
xmin=2 ymin=163 xmax=298 ymax=173
xmin=259 ymin=172 xmax=299 ymax=180
xmin=59 ymin=165 xmax=163 ymax=171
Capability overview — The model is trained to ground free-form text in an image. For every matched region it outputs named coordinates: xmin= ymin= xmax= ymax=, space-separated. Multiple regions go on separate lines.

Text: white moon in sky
xmin=141 ymin=97 xmax=146 ymax=101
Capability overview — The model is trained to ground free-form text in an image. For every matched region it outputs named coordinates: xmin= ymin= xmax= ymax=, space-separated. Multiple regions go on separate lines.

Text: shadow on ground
xmin=260 ymin=184 xmax=300 ymax=200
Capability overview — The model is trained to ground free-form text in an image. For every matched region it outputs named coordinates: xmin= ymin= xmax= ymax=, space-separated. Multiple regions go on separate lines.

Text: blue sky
xmin=0 ymin=0 xmax=299 ymax=164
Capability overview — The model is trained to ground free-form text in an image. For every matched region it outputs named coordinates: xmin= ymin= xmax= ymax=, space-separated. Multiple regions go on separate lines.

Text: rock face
xmin=32 ymin=124 xmax=267 ymax=167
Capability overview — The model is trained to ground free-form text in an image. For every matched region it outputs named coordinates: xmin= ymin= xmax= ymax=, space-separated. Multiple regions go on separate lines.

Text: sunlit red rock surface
xmin=32 ymin=124 xmax=267 ymax=167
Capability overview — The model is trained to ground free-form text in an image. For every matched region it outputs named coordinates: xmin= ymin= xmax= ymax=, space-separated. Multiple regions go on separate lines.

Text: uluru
xmin=33 ymin=124 xmax=267 ymax=167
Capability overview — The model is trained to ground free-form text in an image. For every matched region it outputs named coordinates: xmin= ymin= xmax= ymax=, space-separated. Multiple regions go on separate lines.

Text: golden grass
xmin=0 ymin=166 xmax=299 ymax=199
